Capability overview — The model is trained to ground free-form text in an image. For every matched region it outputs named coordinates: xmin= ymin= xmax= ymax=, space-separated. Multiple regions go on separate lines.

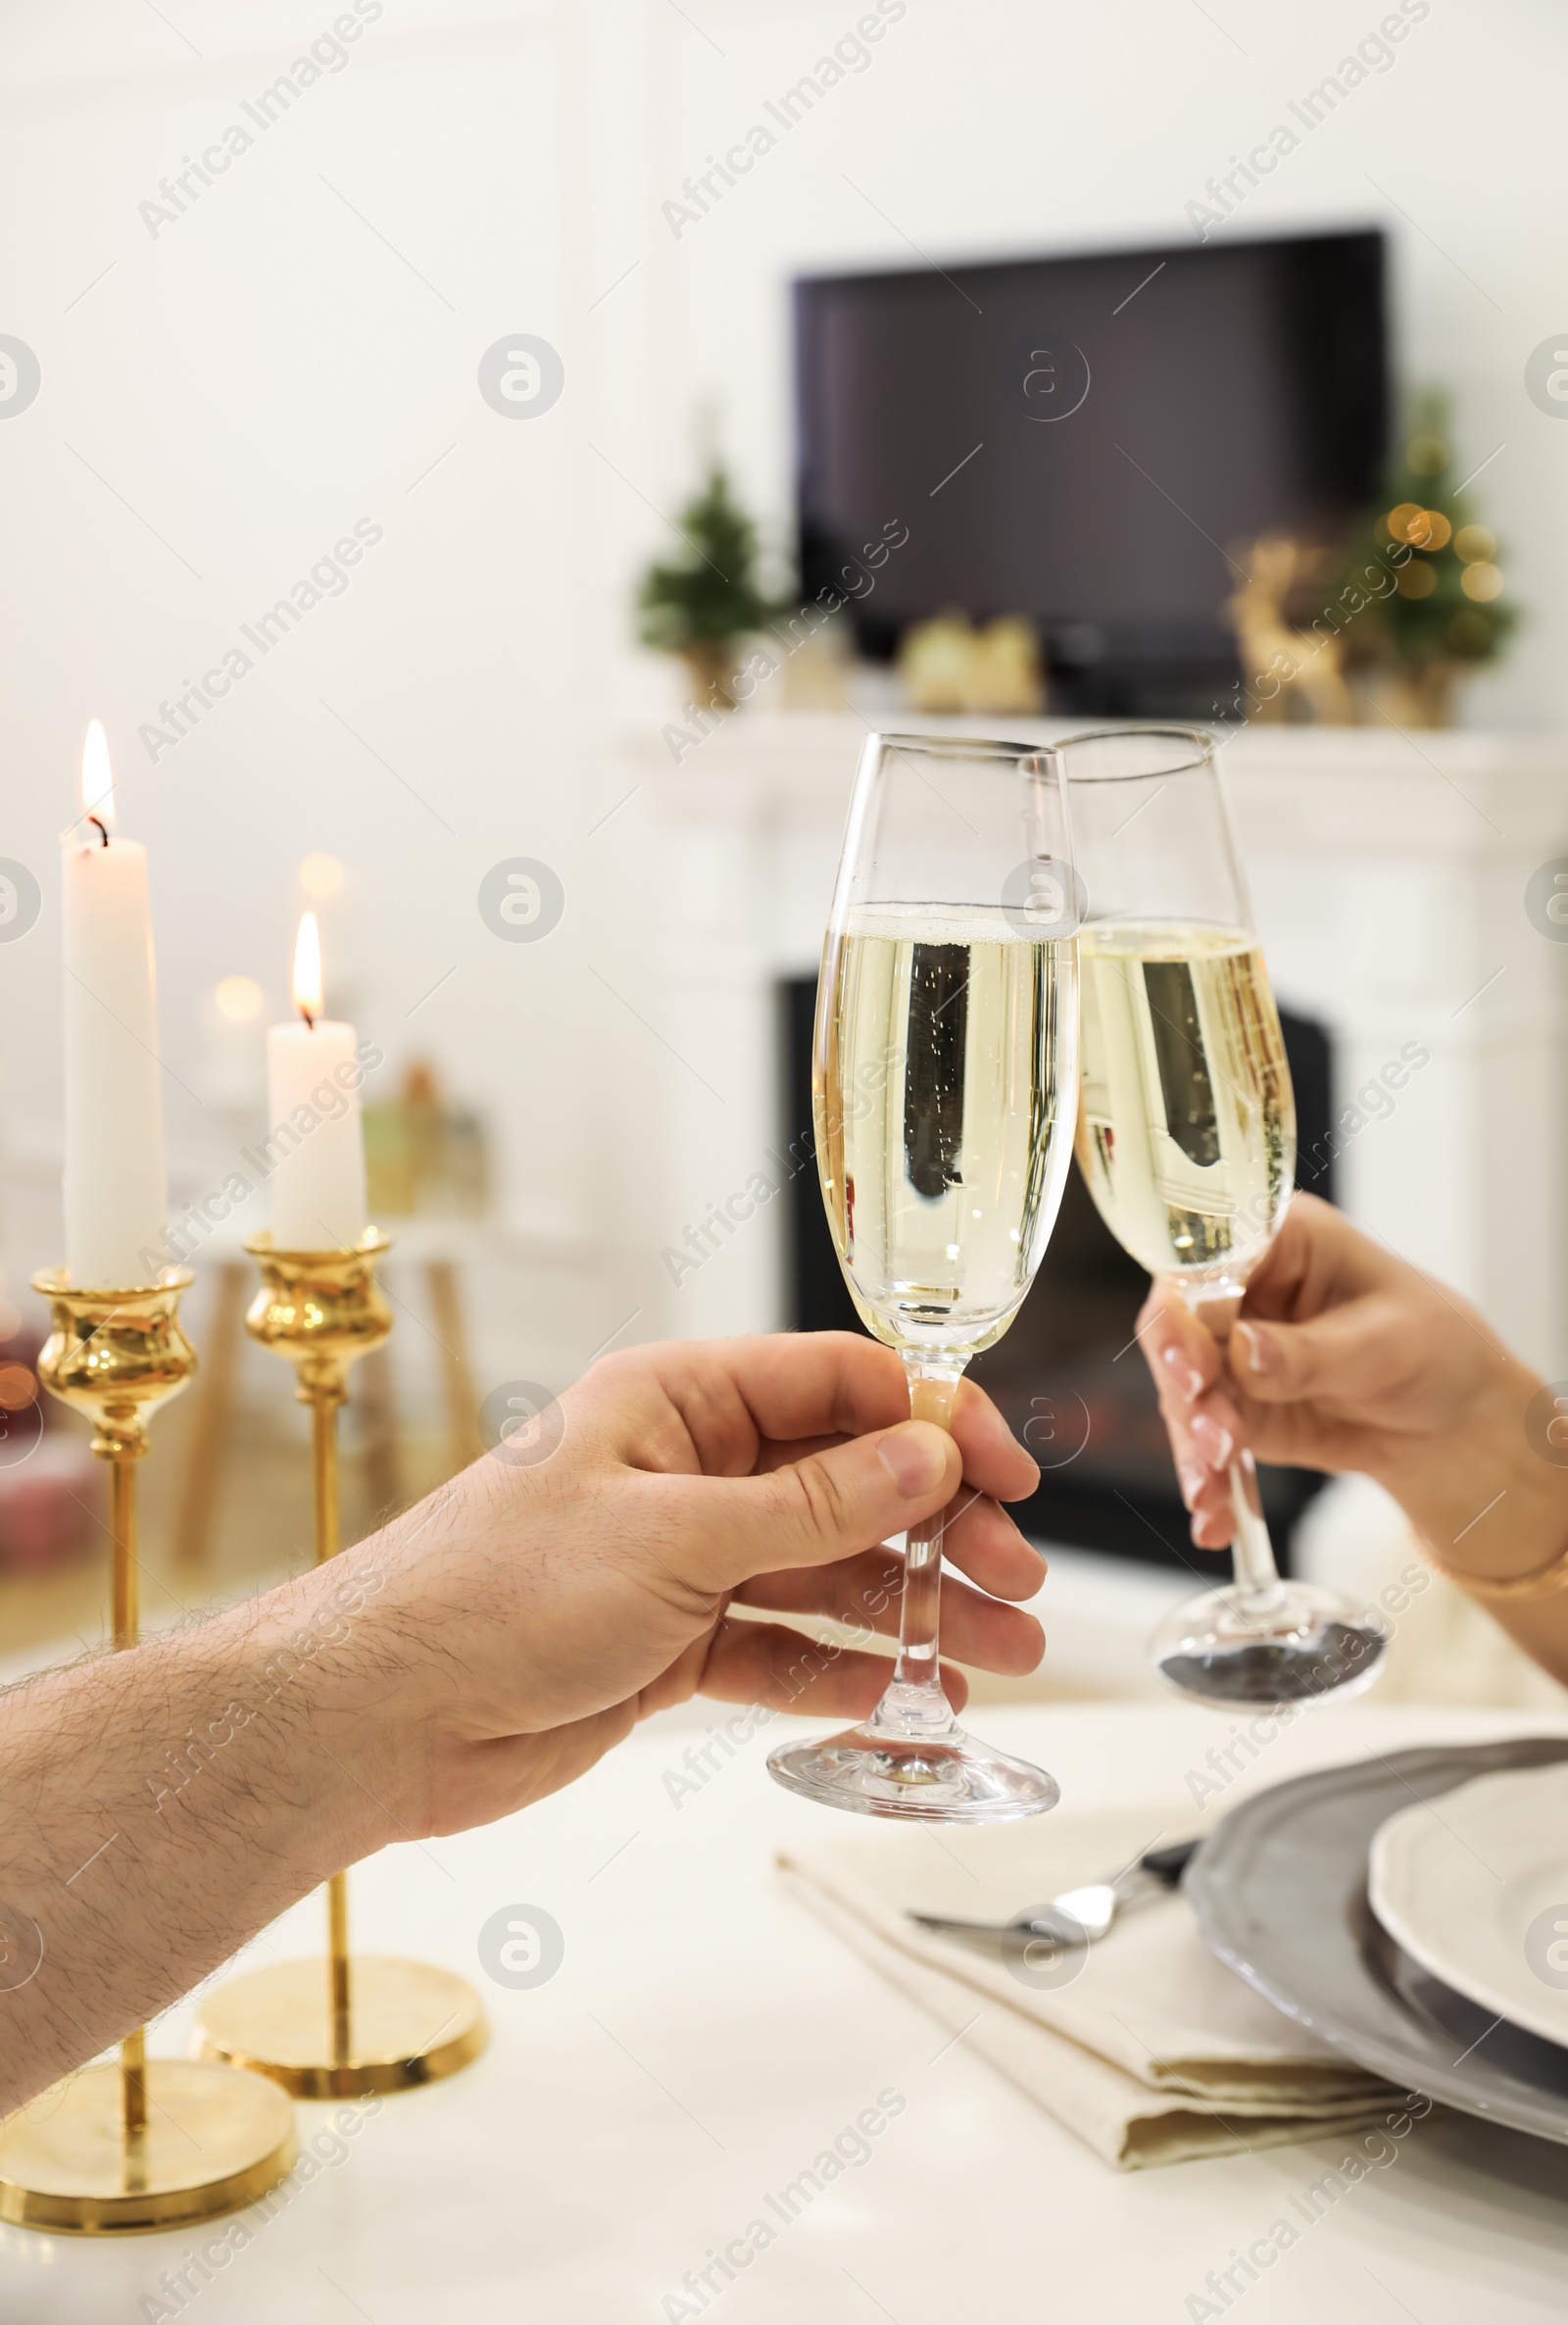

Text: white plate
xmin=1368 ymin=1763 xmax=1568 ymax=2050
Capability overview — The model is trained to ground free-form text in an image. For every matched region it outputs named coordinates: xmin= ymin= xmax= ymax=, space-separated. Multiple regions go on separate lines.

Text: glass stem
xmin=873 ymin=1354 xmax=966 ymax=1737
xmin=1165 ymin=1277 xmax=1287 ymax=1619
xmin=1227 ymin=1450 xmax=1287 ymax=1614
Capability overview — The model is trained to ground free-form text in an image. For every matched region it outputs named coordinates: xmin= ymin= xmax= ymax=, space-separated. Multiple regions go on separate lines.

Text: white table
xmin=6 ymin=1702 xmax=1568 ymax=2323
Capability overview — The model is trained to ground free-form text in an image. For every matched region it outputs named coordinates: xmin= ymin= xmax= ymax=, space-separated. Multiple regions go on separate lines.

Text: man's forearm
xmin=0 ymin=1543 xmax=408 ymax=2113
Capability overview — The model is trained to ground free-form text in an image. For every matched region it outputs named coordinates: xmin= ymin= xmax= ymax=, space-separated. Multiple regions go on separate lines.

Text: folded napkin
xmin=779 ymin=1803 xmax=1406 ymax=2169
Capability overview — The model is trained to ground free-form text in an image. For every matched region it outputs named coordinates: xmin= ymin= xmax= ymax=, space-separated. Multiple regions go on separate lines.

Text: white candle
xmin=266 ymin=913 xmax=369 ymax=1250
xmin=63 ymin=722 xmax=170 ymax=1286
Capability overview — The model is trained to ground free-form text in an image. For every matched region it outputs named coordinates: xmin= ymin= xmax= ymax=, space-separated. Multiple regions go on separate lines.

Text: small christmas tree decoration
xmin=1335 ymin=390 xmax=1518 ymax=726
xmin=637 ymin=465 xmax=782 ymax=712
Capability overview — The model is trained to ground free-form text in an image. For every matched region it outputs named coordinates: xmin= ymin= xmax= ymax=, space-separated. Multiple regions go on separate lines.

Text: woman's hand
xmin=1138 ymin=1193 xmax=1516 ymax=1547
xmin=353 ymin=1331 xmax=1044 ymax=1837
xmin=1135 ymin=1193 xmax=1568 ymax=1683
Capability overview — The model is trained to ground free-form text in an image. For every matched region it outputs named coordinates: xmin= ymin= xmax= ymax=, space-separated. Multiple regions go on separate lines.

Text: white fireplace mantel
xmin=617 ymin=717 xmax=1568 ymax=1379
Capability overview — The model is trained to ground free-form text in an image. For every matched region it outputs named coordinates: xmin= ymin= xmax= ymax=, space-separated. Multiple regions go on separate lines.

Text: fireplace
xmin=780 ymin=974 xmax=1333 ymax=1572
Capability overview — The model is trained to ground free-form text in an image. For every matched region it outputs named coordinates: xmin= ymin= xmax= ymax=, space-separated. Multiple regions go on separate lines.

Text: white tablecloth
xmin=6 ymin=1701 xmax=1568 ymax=2322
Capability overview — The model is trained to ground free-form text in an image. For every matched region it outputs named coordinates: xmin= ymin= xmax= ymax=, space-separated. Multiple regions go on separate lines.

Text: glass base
xmin=767 ymin=1714 xmax=1059 ymax=1823
xmin=1152 ymin=1580 xmax=1390 ymax=1708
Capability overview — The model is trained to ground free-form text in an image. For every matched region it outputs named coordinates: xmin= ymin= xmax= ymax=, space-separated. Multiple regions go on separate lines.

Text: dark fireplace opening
xmin=781 ymin=975 xmax=1334 ymax=1575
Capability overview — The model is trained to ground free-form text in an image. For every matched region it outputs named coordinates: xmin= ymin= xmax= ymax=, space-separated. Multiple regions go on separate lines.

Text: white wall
xmin=1 ymin=0 xmax=1564 ymax=1379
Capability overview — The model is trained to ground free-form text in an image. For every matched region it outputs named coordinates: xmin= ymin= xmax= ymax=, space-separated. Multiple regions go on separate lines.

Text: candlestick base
xmin=0 ymin=2058 xmax=295 ymax=2235
xmin=191 ymin=1957 xmax=487 ymax=2099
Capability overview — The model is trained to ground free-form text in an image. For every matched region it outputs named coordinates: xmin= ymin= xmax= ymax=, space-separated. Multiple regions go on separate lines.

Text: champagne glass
xmin=1062 ymin=727 xmax=1389 ymax=1707
xmin=766 ymin=731 xmax=1080 ymax=1821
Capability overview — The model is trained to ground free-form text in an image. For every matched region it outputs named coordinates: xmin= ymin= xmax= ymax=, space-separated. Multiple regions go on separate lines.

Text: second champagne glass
xmin=766 ymin=732 xmax=1080 ymax=1821
xmin=1062 ymin=727 xmax=1389 ymax=1707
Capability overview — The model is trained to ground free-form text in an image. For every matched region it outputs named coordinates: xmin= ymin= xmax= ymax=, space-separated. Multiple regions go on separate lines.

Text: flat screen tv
xmin=794 ymin=228 xmax=1389 ymax=717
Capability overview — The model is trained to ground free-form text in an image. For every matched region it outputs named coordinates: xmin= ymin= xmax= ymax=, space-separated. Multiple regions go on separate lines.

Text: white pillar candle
xmin=63 ymin=722 xmax=170 ymax=1286
xmin=265 ymin=913 xmax=369 ymax=1250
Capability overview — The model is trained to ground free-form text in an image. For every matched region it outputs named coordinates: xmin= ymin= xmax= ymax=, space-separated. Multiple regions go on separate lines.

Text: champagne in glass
xmin=817 ymin=912 xmax=1075 ymax=1360
xmin=767 ymin=734 xmax=1079 ymax=1821
xmin=1076 ymin=923 xmax=1292 ymax=1282
xmin=1063 ymin=729 xmax=1388 ymax=1707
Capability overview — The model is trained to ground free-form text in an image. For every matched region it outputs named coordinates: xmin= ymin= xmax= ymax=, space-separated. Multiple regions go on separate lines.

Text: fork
xmin=906 ymin=1838 xmax=1198 ymax=1949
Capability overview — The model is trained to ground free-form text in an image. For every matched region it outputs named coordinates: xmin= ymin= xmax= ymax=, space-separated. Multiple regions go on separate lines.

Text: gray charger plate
xmin=1186 ymin=1737 xmax=1568 ymax=2146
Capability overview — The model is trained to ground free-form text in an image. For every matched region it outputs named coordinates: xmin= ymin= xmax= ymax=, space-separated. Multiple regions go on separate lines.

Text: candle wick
xmin=300 ymin=1008 xmax=317 ymax=1031
xmin=88 ymin=816 xmax=109 ymax=848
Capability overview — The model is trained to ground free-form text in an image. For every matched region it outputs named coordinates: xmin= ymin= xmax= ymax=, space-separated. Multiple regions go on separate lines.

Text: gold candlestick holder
xmin=190 ymin=1230 xmax=486 ymax=2098
xmin=0 ymin=1269 xmax=297 ymax=2235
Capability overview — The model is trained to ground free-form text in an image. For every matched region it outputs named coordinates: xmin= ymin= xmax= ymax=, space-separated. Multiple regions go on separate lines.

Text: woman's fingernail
xmin=877 ymin=1422 xmax=949 ymax=1497
xmin=1235 ymin=1321 xmax=1280 ymax=1374
xmin=1157 ymin=1343 xmax=1204 ymax=1402
xmin=1192 ymin=1413 xmax=1235 ymax=1469
xmin=1177 ymin=1464 xmax=1207 ymax=1509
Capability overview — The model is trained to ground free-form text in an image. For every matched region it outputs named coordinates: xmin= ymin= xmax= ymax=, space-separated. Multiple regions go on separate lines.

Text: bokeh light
xmin=300 ymin=853 xmax=346 ymax=901
xmin=0 ymin=1363 xmax=37 ymax=1411
xmin=215 ymin=974 xmax=265 ymax=1022
xmin=1406 ymin=509 xmax=1451 ymax=552
xmin=1454 ymin=524 xmax=1496 ymax=564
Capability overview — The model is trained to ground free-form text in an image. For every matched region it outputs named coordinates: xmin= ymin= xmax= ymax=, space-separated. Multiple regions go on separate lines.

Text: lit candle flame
xmin=292 ymin=913 xmax=322 ymax=1027
xmin=81 ymin=720 xmax=115 ymax=837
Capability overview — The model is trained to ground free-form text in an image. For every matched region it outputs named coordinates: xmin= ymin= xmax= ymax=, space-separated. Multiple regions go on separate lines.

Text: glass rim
xmin=871 ymin=729 xmax=1056 ymax=766
xmin=1055 ymin=724 xmax=1217 ymax=782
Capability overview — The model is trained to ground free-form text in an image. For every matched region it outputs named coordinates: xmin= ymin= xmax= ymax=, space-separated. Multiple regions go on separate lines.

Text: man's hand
xmin=360 ymin=1331 xmax=1045 ymax=1836
xmin=0 ymin=1331 xmax=1043 ymax=2108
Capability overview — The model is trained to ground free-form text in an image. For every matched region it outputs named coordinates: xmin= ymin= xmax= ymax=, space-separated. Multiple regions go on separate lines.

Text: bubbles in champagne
xmin=814 ymin=907 xmax=1077 ymax=1358
xmin=1075 ymin=922 xmax=1294 ymax=1282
